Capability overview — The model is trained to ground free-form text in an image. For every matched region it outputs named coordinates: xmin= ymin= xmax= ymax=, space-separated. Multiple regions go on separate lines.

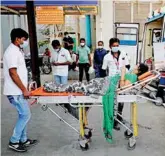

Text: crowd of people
xmin=3 ymin=28 xmax=149 ymax=152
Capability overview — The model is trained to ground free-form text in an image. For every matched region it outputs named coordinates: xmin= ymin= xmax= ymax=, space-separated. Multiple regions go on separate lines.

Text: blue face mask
xmin=20 ymin=40 xmax=29 ymax=48
xmin=111 ymin=47 xmax=119 ymax=53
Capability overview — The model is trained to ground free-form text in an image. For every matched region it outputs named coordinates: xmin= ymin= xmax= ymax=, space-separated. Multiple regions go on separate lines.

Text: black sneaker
xmin=114 ymin=124 xmax=120 ymax=131
xmin=8 ymin=142 xmax=27 ymax=152
xmin=114 ymin=121 xmax=120 ymax=131
xmin=20 ymin=139 xmax=38 ymax=147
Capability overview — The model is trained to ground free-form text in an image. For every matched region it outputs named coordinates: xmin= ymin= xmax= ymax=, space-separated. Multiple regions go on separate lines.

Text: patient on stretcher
xmin=43 ymin=63 xmax=148 ymax=95
xmin=43 ymin=77 xmax=110 ymax=95
xmin=123 ymin=63 xmax=148 ymax=86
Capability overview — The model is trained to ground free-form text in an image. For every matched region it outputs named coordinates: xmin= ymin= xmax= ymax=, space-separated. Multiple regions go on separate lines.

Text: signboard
xmin=36 ymin=6 xmax=64 ymax=24
xmin=64 ymin=6 xmax=98 ymax=15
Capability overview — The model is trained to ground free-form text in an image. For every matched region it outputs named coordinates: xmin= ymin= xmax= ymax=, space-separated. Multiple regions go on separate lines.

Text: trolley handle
xmin=28 ymin=81 xmax=37 ymax=91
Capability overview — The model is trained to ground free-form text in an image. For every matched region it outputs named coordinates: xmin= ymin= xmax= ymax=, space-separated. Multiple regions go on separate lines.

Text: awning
xmin=0 ymin=0 xmax=98 ymax=15
xmin=1 ymin=0 xmax=98 ymax=6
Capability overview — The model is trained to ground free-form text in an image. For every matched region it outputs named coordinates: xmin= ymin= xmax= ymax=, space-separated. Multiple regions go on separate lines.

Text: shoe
xmin=8 ymin=142 xmax=27 ymax=152
xmin=20 ymin=139 xmax=38 ymax=147
xmin=114 ymin=124 xmax=120 ymax=131
xmin=114 ymin=121 xmax=121 ymax=131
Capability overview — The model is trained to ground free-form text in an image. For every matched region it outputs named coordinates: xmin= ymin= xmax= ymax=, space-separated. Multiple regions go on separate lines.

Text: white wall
xmin=96 ymin=0 xmax=114 ymax=50
xmin=79 ymin=16 xmax=86 ymax=39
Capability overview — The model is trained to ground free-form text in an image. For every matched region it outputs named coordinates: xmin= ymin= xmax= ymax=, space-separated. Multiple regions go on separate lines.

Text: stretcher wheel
xmin=127 ymin=137 xmax=136 ymax=150
xmin=80 ymin=142 xmax=89 ymax=151
xmin=124 ymin=130 xmax=133 ymax=139
xmin=79 ymin=139 xmax=90 ymax=151
xmin=41 ymin=105 xmax=48 ymax=111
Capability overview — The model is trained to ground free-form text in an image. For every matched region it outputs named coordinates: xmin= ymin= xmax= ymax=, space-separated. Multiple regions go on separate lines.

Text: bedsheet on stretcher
xmin=43 ymin=77 xmax=111 ymax=96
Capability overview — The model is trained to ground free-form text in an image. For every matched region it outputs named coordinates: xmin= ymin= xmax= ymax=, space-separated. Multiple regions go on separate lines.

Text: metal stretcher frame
xmin=30 ymin=71 xmax=160 ymax=150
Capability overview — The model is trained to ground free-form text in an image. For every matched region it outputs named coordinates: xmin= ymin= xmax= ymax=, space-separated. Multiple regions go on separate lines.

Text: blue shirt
xmin=94 ymin=48 xmax=107 ymax=65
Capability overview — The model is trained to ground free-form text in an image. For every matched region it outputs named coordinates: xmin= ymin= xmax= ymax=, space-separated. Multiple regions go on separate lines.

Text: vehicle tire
xmin=42 ymin=64 xmax=52 ymax=74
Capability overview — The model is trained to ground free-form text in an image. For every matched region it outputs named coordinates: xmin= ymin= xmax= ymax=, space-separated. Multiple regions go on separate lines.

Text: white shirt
xmin=3 ymin=43 xmax=28 ymax=95
xmin=50 ymin=47 xmax=72 ymax=76
xmin=102 ymin=50 xmax=129 ymax=76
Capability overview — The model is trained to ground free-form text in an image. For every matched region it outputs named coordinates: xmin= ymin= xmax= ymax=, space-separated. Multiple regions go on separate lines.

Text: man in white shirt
xmin=102 ymin=38 xmax=130 ymax=131
xmin=51 ymin=40 xmax=72 ymax=85
xmin=3 ymin=28 xmax=38 ymax=152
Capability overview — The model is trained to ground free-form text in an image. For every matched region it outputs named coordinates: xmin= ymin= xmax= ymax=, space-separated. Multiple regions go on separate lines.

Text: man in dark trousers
xmin=93 ymin=41 xmax=107 ymax=78
xmin=102 ymin=38 xmax=130 ymax=130
xmin=76 ymin=38 xmax=92 ymax=82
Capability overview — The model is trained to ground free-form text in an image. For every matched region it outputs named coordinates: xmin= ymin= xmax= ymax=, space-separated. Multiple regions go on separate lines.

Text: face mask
xmin=98 ymin=46 xmax=103 ymax=49
xmin=80 ymin=43 xmax=85 ymax=46
xmin=20 ymin=40 xmax=28 ymax=48
xmin=66 ymin=35 xmax=69 ymax=38
xmin=68 ymin=45 xmax=73 ymax=50
xmin=54 ymin=48 xmax=60 ymax=52
xmin=111 ymin=47 xmax=119 ymax=53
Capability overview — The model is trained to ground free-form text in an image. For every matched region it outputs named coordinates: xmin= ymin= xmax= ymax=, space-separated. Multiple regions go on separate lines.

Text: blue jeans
xmin=7 ymin=95 xmax=31 ymax=143
xmin=54 ymin=75 xmax=68 ymax=85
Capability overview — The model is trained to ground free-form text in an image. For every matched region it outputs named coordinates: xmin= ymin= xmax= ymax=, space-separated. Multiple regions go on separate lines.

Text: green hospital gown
xmin=124 ymin=73 xmax=137 ymax=83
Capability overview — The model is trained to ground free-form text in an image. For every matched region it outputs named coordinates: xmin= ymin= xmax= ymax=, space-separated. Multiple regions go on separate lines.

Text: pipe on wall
xmin=85 ymin=15 xmax=92 ymax=48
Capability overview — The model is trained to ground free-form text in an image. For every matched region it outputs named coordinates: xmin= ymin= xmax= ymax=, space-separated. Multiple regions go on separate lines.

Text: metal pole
xmin=26 ymin=0 xmax=41 ymax=87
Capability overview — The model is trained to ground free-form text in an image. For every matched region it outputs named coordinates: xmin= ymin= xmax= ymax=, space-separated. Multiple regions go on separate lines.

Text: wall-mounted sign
xmin=64 ymin=6 xmax=98 ymax=15
xmin=36 ymin=6 xmax=64 ymax=24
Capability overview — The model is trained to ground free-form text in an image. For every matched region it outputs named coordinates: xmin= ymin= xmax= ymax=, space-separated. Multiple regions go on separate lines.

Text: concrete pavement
xmin=1 ymin=76 xmax=165 ymax=156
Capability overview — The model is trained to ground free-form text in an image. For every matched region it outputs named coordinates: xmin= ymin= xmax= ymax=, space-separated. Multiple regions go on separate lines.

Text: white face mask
xmin=80 ymin=43 xmax=85 ymax=46
xmin=54 ymin=48 xmax=60 ymax=52
xmin=20 ymin=40 xmax=28 ymax=48
xmin=98 ymin=46 xmax=103 ymax=49
xmin=111 ymin=47 xmax=119 ymax=53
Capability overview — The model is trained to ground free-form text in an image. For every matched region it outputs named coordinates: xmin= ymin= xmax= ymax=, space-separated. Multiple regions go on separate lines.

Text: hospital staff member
xmin=102 ymin=38 xmax=130 ymax=130
xmin=3 ymin=28 xmax=38 ymax=152
xmin=51 ymin=40 xmax=72 ymax=85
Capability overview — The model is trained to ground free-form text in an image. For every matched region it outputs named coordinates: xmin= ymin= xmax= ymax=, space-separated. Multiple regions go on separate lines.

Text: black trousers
xmin=69 ymin=62 xmax=77 ymax=71
xmin=117 ymin=102 xmax=124 ymax=121
xmin=79 ymin=63 xmax=90 ymax=82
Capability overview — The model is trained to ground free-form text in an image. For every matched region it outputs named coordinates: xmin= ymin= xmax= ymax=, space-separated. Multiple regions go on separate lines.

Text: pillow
xmin=138 ymin=71 xmax=152 ymax=80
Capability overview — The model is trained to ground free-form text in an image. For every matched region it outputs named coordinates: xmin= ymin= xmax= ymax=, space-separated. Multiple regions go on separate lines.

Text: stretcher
xmin=29 ymin=71 xmax=160 ymax=150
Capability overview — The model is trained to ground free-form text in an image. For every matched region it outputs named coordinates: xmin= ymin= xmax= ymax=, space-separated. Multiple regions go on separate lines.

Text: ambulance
xmin=140 ymin=5 xmax=165 ymax=70
xmin=115 ymin=6 xmax=165 ymax=106
xmin=140 ymin=6 xmax=165 ymax=106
